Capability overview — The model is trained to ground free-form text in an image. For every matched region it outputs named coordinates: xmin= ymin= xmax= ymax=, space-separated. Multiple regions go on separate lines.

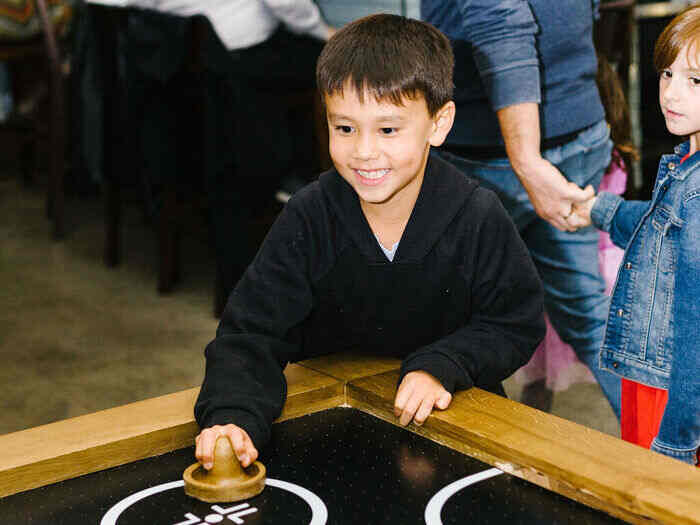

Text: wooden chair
xmin=0 ymin=0 xmax=67 ymax=239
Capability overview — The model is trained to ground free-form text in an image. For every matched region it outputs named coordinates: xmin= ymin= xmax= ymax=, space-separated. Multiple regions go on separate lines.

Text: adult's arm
xmin=400 ymin=189 xmax=545 ymax=392
xmin=652 ymin=197 xmax=700 ymax=465
xmin=194 ymin=202 xmax=316 ymax=449
xmin=498 ymin=103 xmax=595 ymax=231
xmin=448 ymin=0 xmax=594 ymax=230
xmin=263 ymin=0 xmax=334 ymax=40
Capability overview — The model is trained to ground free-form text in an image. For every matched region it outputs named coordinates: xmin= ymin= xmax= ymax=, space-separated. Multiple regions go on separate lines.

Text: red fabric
xmin=620 ymin=379 xmax=668 ymax=448
xmin=620 ymin=380 xmax=700 ymax=466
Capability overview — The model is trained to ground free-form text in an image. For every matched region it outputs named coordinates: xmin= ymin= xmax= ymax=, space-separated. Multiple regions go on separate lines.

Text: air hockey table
xmin=1 ymin=354 xmax=699 ymax=524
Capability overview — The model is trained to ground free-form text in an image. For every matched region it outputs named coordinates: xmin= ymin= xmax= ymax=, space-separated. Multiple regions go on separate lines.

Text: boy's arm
xmin=194 ymin=203 xmax=315 ymax=452
xmin=652 ymin=198 xmax=700 ymax=465
xmin=400 ymin=189 xmax=545 ymax=398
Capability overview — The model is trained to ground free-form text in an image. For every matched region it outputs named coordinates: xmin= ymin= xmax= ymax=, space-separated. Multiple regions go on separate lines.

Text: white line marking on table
xmin=100 ymin=477 xmax=328 ymax=525
xmin=424 ymin=467 xmax=504 ymax=525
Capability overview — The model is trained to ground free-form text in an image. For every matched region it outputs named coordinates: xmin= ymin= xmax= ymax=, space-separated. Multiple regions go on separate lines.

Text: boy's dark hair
xmin=316 ymin=14 xmax=454 ymax=116
xmin=654 ymin=5 xmax=700 ymax=71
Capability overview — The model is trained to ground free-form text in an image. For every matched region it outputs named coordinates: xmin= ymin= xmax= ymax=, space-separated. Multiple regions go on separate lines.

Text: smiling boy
xmin=194 ymin=14 xmax=545 ymax=470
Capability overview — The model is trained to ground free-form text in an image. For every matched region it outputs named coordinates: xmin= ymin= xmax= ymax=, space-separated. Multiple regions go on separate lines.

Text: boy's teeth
xmin=357 ymin=169 xmax=389 ymax=179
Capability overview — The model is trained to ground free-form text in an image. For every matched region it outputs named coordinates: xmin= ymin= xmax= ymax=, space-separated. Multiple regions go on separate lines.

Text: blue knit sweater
xmin=422 ymin=0 xmax=605 ymax=146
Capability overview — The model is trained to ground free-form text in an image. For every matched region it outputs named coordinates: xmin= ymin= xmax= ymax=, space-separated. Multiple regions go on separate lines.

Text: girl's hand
xmin=571 ymin=186 xmax=597 ymax=228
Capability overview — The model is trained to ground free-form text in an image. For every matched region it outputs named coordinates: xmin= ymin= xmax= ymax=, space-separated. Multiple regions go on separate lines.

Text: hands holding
xmin=571 ymin=194 xmax=596 ymax=228
xmin=518 ymin=157 xmax=596 ymax=232
xmin=394 ymin=371 xmax=452 ymax=427
xmin=195 ymin=424 xmax=258 ymax=470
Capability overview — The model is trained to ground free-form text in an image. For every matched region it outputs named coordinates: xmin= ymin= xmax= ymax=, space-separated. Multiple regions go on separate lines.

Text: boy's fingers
xmin=227 ymin=428 xmax=259 ymax=467
xmin=413 ymin=397 xmax=435 ymax=426
xmin=196 ymin=428 xmax=218 ymax=469
xmin=245 ymin=437 xmax=259 ymax=464
xmin=435 ymin=391 xmax=452 ymax=410
xmin=394 ymin=382 xmax=412 ymax=417
xmin=228 ymin=429 xmax=250 ymax=467
xmin=399 ymin=394 xmax=421 ymax=426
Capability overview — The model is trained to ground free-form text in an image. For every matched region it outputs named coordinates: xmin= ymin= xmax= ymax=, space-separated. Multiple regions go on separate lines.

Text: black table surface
xmin=1 ymin=408 xmax=623 ymax=524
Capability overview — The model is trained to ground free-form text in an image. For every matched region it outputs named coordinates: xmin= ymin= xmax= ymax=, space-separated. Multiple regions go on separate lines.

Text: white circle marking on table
xmin=100 ymin=477 xmax=328 ymax=525
xmin=424 ymin=467 xmax=503 ymax=525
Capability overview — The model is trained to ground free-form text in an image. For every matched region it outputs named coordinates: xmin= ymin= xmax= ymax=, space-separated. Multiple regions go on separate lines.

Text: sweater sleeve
xmin=459 ymin=0 xmax=540 ymax=110
xmin=400 ymin=189 xmax=545 ymax=392
xmin=194 ymin=201 xmax=316 ymax=449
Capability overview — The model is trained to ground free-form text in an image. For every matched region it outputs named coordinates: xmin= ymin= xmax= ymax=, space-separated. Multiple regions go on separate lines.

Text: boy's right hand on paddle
xmin=195 ymin=424 xmax=258 ymax=469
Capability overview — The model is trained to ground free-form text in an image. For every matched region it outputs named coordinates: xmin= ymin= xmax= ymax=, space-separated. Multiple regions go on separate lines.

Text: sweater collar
xmin=319 ymin=153 xmax=478 ymax=262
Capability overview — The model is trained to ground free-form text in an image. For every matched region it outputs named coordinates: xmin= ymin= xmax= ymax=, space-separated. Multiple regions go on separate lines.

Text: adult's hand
xmin=497 ymin=102 xmax=594 ymax=232
xmin=518 ymin=157 xmax=595 ymax=231
xmin=195 ymin=424 xmax=259 ymax=469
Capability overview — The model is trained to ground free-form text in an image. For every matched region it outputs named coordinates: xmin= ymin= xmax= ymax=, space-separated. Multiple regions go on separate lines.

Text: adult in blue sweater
xmin=422 ymin=0 xmax=621 ymax=416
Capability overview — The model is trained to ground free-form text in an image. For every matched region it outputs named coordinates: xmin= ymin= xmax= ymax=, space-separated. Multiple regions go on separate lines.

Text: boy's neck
xmin=360 ymin=174 xmax=423 ymax=249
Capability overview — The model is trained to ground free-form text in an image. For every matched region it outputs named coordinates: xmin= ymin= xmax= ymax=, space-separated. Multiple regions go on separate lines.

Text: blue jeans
xmin=437 ymin=120 xmax=621 ymax=418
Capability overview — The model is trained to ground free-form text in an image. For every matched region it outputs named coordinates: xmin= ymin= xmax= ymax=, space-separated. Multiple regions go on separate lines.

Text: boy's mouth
xmin=665 ymin=108 xmax=683 ymax=119
xmin=355 ymin=169 xmax=390 ymax=184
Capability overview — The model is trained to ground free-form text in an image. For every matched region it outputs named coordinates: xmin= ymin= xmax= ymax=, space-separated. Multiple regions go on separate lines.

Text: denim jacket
xmin=592 ymin=141 xmax=700 ymax=465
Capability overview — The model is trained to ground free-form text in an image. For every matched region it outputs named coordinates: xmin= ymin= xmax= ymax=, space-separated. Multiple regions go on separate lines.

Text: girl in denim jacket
xmin=576 ymin=5 xmax=700 ymax=466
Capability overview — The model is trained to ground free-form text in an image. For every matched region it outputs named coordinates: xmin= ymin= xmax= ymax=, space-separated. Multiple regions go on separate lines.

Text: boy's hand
xmin=394 ymin=371 xmax=452 ymax=427
xmin=570 ymin=187 xmax=596 ymax=229
xmin=195 ymin=424 xmax=258 ymax=469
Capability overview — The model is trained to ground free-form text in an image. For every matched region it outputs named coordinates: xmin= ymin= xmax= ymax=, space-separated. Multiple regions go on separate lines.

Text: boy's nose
xmin=353 ymin=133 xmax=378 ymax=160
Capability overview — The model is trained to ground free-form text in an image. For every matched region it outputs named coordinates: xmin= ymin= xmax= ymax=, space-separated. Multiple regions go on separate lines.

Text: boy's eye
xmin=380 ymin=127 xmax=396 ymax=135
xmin=691 ymin=77 xmax=700 ymax=86
xmin=660 ymin=70 xmax=672 ymax=79
xmin=335 ymin=125 xmax=353 ymax=134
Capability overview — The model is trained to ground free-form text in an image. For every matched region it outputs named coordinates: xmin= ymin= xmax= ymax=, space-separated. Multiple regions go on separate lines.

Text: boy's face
xmin=659 ymin=44 xmax=700 ymax=153
xmin=325 ymin=86 xmax=453 ymax=212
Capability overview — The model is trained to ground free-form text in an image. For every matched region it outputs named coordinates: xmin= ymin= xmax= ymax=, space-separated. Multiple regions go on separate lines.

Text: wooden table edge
xmin=3 ymin=358 xmax=699 ymax=525
xmin=346 ymin=371 xmax=700 ymax=525
xmin=0 ymin=364 xmax=342 ymax=498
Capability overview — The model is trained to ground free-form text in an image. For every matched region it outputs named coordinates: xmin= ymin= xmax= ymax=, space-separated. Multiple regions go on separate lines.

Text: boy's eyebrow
xmin=326 ymin=112 xmax=409 ymax=123
xmin=375 ymin=115 xmax=409 ymax=123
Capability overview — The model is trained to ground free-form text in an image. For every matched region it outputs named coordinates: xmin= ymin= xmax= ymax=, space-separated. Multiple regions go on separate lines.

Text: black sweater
xmin=195 ymin=154 xmax=545 ymax=447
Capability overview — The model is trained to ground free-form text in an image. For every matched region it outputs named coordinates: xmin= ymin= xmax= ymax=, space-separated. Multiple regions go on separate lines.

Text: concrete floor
xmin=0 ymin=168 xmax=619 ymax=438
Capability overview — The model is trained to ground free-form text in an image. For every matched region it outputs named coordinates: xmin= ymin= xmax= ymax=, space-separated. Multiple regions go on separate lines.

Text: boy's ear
xmin=429 ymin=101 xmax=456 ymax=147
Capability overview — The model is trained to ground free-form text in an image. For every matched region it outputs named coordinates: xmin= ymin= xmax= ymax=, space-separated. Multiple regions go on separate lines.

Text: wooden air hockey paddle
xmin=183 ymin=435 xmax=266 ymax=502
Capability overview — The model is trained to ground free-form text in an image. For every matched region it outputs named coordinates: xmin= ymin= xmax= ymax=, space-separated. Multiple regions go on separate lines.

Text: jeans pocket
xmin=545 ymin=121 xmax=612 ymax=189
